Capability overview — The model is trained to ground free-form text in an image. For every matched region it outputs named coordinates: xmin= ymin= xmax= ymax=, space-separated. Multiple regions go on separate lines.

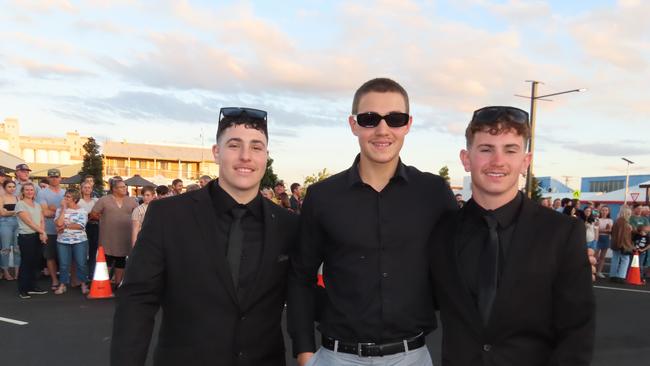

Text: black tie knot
xmin=483 ymin=214 xmax=498 ymax=230
xmin=231 ymin=206 xmax=247 ymax=220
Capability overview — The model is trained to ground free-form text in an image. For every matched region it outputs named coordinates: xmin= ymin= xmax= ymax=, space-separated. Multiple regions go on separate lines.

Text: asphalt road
xmin=1 ymin=277 xmax=649 ymax=366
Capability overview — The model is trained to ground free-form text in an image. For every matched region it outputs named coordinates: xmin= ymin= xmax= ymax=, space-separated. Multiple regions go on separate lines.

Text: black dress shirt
xmin=210 ymin=181 xmax=264 ymax=300
xmin=457 ymin=192 xmax=523 ymax=305
xmin=288 ymin=155 xmax=457 ymax=354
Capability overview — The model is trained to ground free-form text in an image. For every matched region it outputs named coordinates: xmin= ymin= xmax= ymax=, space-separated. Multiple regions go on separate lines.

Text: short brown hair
xmin=141 ymin=185 xmax=155 ymax=195
xmin=465 ymin=116 xmax=531 ymax=148
xmin=351 ymin=78 xmax=409 ymax=114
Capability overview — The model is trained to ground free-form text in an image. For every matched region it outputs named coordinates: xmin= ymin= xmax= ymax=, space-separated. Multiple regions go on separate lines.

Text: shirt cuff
xmin=292 ymin=332 xmax=316 ymax=357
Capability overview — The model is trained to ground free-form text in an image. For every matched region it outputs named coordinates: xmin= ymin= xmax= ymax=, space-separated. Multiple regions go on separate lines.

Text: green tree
xmin=302 ymin=168 xmax=331 ymax=195
xmin=530 ymin=175 xmax=543 ymax=202
xmin=438 ymin=165 xmax=450 ymax=185
xmin=260 ymin=157 xmax=278 ymax=189
xmin=79 ymin=137 xmax=104 ymax=196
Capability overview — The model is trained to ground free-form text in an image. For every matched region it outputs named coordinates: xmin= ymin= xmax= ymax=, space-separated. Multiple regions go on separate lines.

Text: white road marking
xmin=594 ymin=285 xmax=650 ymax=294
xmin=0 ymin=316 xmax=28 ymax=325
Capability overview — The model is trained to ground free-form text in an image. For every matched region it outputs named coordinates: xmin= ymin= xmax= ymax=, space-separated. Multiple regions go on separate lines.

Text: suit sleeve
xmin=551 ymin=219 xmax=596 ymax=365
xmin=287 ymin=188 xmax=325 ymax=356
xmin=110 ymin=201 xmax=165 ymax=366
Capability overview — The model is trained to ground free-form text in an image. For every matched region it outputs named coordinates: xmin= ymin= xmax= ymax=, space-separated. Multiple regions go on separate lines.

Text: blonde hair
xmin=20 ymin=182 xmax=36 ymax=200
xmin=618 ymin=206 xmax=632 ymax=221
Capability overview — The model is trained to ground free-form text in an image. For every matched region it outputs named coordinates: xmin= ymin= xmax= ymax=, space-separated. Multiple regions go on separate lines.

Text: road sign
xmin=631 ymin=192 xmax=640 ymax=202
xmin=573 ymin=190 xmax=580 ymax=199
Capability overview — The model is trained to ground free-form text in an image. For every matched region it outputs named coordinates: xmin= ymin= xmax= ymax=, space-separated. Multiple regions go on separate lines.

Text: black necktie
xmin=227 ymin=207 xmax=247 ymax=289
xmin=479 ymin=214 xmax=499 ymax=326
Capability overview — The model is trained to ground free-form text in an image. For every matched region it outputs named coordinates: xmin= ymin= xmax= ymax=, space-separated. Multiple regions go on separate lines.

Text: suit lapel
xmin=447 ymin=210 xmax=484 ymax=331
xmin=240 ymin=198 xmax=278 ymax=311
xmin=190 ymin=184 xmax=239 ymax=305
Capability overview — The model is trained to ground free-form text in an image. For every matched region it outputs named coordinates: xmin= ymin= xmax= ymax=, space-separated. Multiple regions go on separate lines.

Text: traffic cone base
xmin=626 ymin=251 xmax=644 ymax=286
xmin=88 ymin=247 xmax=115 ymax=299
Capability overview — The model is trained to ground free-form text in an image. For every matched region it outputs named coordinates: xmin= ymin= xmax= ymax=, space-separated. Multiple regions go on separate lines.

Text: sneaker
xmin=597 ymin=272 xmax=606 ymax=279
xmin=27 ymin=287 xmax=48 ymax=295
xmin=19 ymin=292 xmax=31 ymax=299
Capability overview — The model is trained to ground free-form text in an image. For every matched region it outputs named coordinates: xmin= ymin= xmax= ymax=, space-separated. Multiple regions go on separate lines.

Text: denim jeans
xmin=56 ymin=240 xmax=89 ymax=285
xmin=306 ymin=346 xmax=433 ymax=366
xmin=86 ymin=223 xmax=99 ymax=280
xmin=640 ymin=251 xmax=648 ymax=278
xmin=609 ymin=250 xmax=631 ymax=279
xmin=0 ymin=216 xmax=20 ymax=269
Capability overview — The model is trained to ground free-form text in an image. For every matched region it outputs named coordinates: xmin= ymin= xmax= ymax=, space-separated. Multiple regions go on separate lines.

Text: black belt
xmin=321 ymin=333 xmax=425 ymax=357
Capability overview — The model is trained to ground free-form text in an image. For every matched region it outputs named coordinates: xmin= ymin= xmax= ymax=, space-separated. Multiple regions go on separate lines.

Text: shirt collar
xmin=346 ymin=153 xmax=410 ymax=187
xmin=210 ymin=179 xmax=263 ymax=219
xmin=466 ymin=191 xmax=523 ymax=229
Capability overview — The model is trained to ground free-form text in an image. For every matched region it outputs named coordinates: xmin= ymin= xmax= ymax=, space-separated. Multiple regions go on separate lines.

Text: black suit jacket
xmin=430 ymin=196 xmax=595 ymax=366
xmin=111 ymin=181 xmax=299 ymax=366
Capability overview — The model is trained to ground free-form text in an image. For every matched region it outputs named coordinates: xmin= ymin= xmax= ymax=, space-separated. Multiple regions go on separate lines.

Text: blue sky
xmin=0 ymin=0 xmax=648 ymax=187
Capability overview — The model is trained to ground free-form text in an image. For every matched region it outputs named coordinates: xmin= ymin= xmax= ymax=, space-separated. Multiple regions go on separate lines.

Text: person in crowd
xmin=170 ymin=179 xmax=183 ymax=196
xmin=557 ymin=197 xmax=571 ymax=213
xmin=630 ymin=204 xmax=649 ymax=233
xmin=36 ymin=168 xmax=65 ymax=291
xmin=563 ymin=204 xmax=578 ymax=217
xmin=592 ymin=202 xmax=601 ymax=218
xmin=633 ymin=224 xmax=650 ymax=281
xmin=92 ymin=177 xmax=138 ymax=286
xmin=185 ymin=183 xmax=200 ymax=192
xmin=289 ymin=183 xmax=302 ymax=214
xmin=272 ymin=180 xmax=285 ymax=205
xmin=539 ymin=197 xmax=552 ymax=208
xmin=78 ymin=182 xmax=99 ymax=279
xmin=289 ymin=78 xmax=456 ymax=365
xmin=14 ymin=164 xmax=40 ymax=197
xmin=582 ymin=206 xmax=598 ymax=250
xmin=155 ymin=185 xmax=170 ymax=198
xmin=15 ymin=182 xmax=48 ymax=298
xmin=0 ymin=180 xmax=20 ymax=280
xmin=131 ymin=185 xmax=155 ymax=247
xmin=38 ymin=178 xmax=49 ymax=190
xmin=0 ymin=168 xmax=8 ymax=196
xmin=53 ymin=188 xmax=89 ymax=295
xmin=198 ymin=175 xmax=212 ymax=188
xmin=595 ymin=205 xmax=613 ymax=278
xmin=552 ymin=198 xmax=562 ymax=211
xmin=112 ymin=107 xmax=299 ymax=365
xmin=261 ymin=187 xmax=274 ymax=201
xmin=430 ymin=105 xmax=595 ymax=365
xmin=278 ymin=192 xmax=292 ymax=211
xmin=610 ymin=206 xmax=634 ymax=283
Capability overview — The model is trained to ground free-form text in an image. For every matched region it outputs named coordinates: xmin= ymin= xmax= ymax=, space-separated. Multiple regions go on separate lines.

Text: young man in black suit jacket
xmin=430 ymin=106 xmax=595 ymax=366
xmin=111 ymin=108 xmax=299 ymax=366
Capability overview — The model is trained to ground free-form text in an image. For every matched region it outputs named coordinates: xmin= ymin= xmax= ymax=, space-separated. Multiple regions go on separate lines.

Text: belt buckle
xmin=357 ymin=342 xmax=375 ymax=357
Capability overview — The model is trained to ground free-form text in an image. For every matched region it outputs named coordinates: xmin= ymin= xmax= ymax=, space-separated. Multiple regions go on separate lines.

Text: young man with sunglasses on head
xmin=429 ymin=106 xmax=595 ymax=365
xmin=288 ymin=78 xmax=457 ymax=365
xmin=111 ymin=108 xmax=299 ymax=366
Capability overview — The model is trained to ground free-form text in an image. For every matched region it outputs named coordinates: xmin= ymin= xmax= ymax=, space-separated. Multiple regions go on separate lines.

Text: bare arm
xmin=0 ymin=195 xmax=11 ymax=217
xmin=131 ymin=220 xmax=141 ymax=247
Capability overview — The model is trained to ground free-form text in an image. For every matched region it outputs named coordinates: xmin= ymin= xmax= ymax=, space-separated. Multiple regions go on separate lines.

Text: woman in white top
xmin=54 ymin=188 xmax=89 ymax=295
xmin=131 ymin=185 xmax=156 ymax=247
xmin=15 ymin=182 xmax=48 ymax=299
xmin=78 ymin=182 xmax=99 ymax=278
xmin=596 ymin=205 xmax=613 ymax=278
xmin=583 ymin=206 xmax=598 ymax=251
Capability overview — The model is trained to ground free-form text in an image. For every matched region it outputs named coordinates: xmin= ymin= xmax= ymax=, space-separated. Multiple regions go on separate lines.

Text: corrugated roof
xmin=29 ymin=162 xmax=84 ymax=178
xmin=102 ymin=141 xmax=213 ymax=162
xmin=0 ymin=149 xmax=25 ymax=171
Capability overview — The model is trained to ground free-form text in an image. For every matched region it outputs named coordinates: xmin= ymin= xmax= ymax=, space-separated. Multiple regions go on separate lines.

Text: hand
xmin=297 ymin=352 xmax=314 ymax=366
xmin=39 ymin=232 xmax=48 ymax=244
xmin=587 ymin=248 xmax=596 ymax=282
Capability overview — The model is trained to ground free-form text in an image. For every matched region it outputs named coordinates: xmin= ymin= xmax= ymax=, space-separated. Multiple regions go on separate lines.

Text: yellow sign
xmin=573 ymin=190 xmax=580 ymax=199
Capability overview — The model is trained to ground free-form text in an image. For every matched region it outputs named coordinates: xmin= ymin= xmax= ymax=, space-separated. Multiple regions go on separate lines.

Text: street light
xmin=517 ymin=81 xmax=587 ymax=198
xmin=622 ymin=157 xmax=634 ymax=205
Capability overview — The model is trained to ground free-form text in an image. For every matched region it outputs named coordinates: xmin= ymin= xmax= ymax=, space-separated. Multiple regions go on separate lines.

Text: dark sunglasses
xmin=471 ymin=106 xmax=529 ymax=125
xmin=219 ymin=107 xmax=267 ymax=123
xmin=354 ymin=112 xmax=410 ymax=128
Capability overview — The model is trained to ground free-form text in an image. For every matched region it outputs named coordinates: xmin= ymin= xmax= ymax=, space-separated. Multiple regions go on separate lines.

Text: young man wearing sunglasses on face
xmin=429 ymin=107 xmax=595 ymax=365
xmin=288 ymin=78 xmax=457 ymax=365
xmin=111 ymin=108 xmax=299 ymax=366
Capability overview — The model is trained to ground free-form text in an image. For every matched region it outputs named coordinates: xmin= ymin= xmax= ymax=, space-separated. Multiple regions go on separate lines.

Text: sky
xmin=0 ymin=0 xmax=649 ymax=187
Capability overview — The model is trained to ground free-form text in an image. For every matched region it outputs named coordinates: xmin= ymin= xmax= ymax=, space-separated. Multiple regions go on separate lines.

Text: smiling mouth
xmin=486 ymin=172 xmax=507 ymax=177
xmin=235 ymin=167 xmax=254 ymax=173
xmin=371 ymin=141 xmax=392 ymax=148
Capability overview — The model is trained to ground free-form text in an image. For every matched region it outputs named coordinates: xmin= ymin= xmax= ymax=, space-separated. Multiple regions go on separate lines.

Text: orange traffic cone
xmin=87 ymin=246 xmax=114 ymax=299
xmin=626 ymin=250 xmax=645 ymax=286
xmin=316 ymin=263 xmax=325 ymax=288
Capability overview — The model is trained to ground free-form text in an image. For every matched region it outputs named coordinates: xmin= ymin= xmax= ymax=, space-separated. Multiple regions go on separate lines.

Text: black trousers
xmin=86 ymin=223 xmax=99 ymax=279
xmin=18 ymin=233 xmax=42 ymax=293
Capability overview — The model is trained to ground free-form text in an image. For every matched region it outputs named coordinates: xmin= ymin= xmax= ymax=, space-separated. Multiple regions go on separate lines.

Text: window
xmin=589 ymin=180 xmax=625 ymax=193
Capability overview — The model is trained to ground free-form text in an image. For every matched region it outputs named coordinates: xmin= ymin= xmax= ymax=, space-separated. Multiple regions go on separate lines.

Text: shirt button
xmin=238 ymin=351 xmax=244 ymax=357
xmin=240 ymin=315 xmax=246 ymax=321
xmin=483 ymin=344 xmax=492 ymax=352
xmin=360 ymin=255 xmax=366 ymax=260
xmin=382 ymin=272 xmax=389 ymax=278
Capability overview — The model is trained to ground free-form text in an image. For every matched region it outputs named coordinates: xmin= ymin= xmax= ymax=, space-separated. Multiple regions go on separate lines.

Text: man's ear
xmin=212 ymin=144 xmax=219 ymax=163
xmin=349 ymin=115 xmax=359 ymax=136
xmin=521 ymin=152 xmax=532 ymax=175
xmin=460 ymin=149 xmax=471 ymax=173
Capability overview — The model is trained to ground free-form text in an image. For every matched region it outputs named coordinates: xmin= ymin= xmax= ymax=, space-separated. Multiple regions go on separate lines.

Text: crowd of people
xmin=0 ymin=163 xmax=303 ymax=299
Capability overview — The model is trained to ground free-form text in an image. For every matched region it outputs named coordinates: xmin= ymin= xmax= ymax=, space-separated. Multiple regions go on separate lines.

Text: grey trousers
xmin=305 ymin=346 xmax=433 ymax=366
